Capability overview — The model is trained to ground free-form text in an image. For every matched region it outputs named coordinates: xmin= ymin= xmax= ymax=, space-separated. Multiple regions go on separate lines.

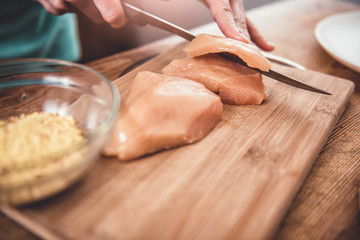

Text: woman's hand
xmin=202 ymin=0 xmax=275 ymax=51
xmin=37 ymin=0 xmax=274 ymax=51
xmin=37 ymin=0 xmax=127 ymax=28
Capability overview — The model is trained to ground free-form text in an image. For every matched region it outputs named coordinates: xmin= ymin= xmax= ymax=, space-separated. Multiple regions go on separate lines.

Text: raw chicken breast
xmin=183 ymin=34 xmax=272 ymax=72
xmin=162 ymin=54 xmax=267 ymax=105
xmin=103 ymin=71 xmax=223 ymax=161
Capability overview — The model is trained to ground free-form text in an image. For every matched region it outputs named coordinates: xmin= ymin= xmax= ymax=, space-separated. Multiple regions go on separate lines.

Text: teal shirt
xmin=0 ymin=1 xmax=81 ymax=61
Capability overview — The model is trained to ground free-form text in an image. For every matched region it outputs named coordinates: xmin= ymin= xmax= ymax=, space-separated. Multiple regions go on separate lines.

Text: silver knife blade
xmin=122 ymin=2 xmax=331 ymax=95
xmin=218 ymin=52 xmax=332 ymax=95
xmin=123 ymin=2 xmax=194 ymax=41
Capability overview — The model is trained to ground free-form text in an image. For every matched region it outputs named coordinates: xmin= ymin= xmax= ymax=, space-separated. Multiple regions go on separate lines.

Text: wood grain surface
xmin=0 ymin=28 xmax=355 ymax=240
xmin=1 ymin=0 xmax=360 ymax=239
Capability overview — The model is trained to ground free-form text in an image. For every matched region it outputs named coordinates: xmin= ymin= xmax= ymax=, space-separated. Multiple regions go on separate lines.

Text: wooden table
xmin=1 ymin=0 xmax=359 ymax=239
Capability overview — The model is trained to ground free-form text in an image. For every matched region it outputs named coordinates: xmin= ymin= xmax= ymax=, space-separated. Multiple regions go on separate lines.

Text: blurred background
xmin=78 ymin=0 xmax=279 ymax=62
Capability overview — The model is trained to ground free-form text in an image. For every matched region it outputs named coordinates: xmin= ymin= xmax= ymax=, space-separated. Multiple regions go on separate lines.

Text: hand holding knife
xmin=122 ymin=2 xmax=331 ymax=95
xmin=35 ymin=0 xmax=330 ymax=95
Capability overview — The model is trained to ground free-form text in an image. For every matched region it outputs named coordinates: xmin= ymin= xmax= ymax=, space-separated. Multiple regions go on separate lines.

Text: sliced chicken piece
xmin=103 ymin=71 xmax=223 ymax=160
xmin=183 ymin=34 xmax=272 ymax=72
xmin=163 ymin=54 xmax=267 ymax=105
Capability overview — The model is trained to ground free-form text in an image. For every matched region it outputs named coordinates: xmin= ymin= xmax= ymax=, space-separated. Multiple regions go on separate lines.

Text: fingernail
xmin=237 ymin=33 xmax=250 ymax=43
xmin=267 ymin=41 xmax=276 ymax=48
xmin=268 ymin=40 xmax=275 ymax=45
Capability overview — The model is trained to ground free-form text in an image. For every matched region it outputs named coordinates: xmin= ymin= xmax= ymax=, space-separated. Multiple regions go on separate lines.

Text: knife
xmin=122 ymin=2 xmax=331 ymax=95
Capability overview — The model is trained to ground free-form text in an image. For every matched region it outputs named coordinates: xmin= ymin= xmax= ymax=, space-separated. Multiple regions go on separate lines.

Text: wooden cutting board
xmin=1 ymin=42 xmax=354 ymax=240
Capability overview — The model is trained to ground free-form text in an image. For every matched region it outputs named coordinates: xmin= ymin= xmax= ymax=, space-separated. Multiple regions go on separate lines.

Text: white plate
xmin=315 ymin=11 xmax=360 ymax=73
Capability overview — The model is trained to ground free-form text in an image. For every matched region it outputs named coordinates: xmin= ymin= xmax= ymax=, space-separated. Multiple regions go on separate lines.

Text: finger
xmin=246 ymin=16 xmax=275 ymax=51
xmin=206 ymin=0 xmax=250 ymax=43
xmin=229 ymin=0 xmax=250 ymax=40
xmin=37 ymin=0 xmax=67 ymax=15
xmin=93 ymin=0 xmax=127 ymax=28
xmin=66 ymin=0 xmax=104 ymax=23
xmin=51 ymin=0 xmax=70 ymax=11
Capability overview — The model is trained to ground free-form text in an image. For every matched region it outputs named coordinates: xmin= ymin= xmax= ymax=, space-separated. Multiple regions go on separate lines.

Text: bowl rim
xmin=0 ymin=57 xmax=121 ymax=143
xmin=0 ymin=58 xmax=121 ymax=205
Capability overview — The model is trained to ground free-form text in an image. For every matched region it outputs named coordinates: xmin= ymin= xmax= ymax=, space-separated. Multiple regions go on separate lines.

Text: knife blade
xmin=122 ymin=2 xmax=331 ymax=95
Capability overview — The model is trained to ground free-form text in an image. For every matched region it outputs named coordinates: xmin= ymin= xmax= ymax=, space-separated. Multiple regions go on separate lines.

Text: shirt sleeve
xmin=0 ymin=1 xmax=81 ymax=62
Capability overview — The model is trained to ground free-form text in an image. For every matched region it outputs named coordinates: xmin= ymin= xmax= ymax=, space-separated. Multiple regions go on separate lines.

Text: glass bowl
xmin=0 ymin=58 xmax=120 ymax=205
